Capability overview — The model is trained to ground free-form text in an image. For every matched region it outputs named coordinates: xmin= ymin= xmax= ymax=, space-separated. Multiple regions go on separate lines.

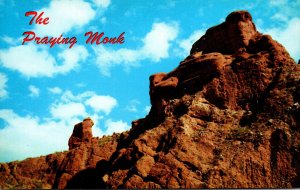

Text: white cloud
xmin=267 ymin=1 xmax=299 ymax=23
xmin=144 ymin=105 xmax=151 ymax=114
xmin=0 ymin=108 xmax=108 ymax=162
xmin=93 ymin=0 xmax=111 ymax=8
xmin=0 ymin=88 xmax=122 ymax=162
xmin=0 ymin=109 xmax=75 ymax=162
xmin=93 ymin=46 xmax=140 ymax=76
xmin=178 ymin=30 xmax=205 ymax=56
xmin=60 ymin=90 xmax=95 ymax=102
xmin=100 ymin=17 xmax=107 ymax=24
xmin=0 ymin=44 xmax=88 ymax=77
xmin=85 ymin=95 xmax=117 ymax=114
xmin=271 ymin=13 xmax=288 ymax=22
xmin=48 ymin=87 xmax=62 ymax=94
xmin=50 ymin=102 xmax=87 ymax=120
xmin=57 ymin=45 xmax=89 ymax=73
xmin=89 ymin=113 xmax=104 ymax=137
xmin=93 ymin=22 xmax=179 ymax=76
xmin=258 ymin=1 xmax=300 ymax=61
xmin=35 ymin=0 xmax=96 ymax=36
xmin=1 ymin=36 xmax=17 ymax=45
xmin=125 ymin=99 xmax=140 ymax=112
xmin=141 ymin=22 xmax=179 ymax=61
xmin=269 ymin=0 xmax=288 ymax=6
xmin=92 ymin=125 xmax=104 ymax=137
xmin=54 ymin=90 xmax=120 ymax=135
xmin=262 ymin=18 xmax=300 ymax=61
xmin=104 ymin=119 xmax=130 ymax=135
xmin=0 ymin=44 xmax=56 ymax=77
xmin=144 ymin=22 xmax=179 ymax=55
xmin=0 ymin=73 xmax=8 ymax=99
xmin=76 ymin=83 xmax=86 ymax=88
xmin=53 ymin=90 xmax=118 ymax=117
xmin=29 ymin=85 xmax=40 ymax=98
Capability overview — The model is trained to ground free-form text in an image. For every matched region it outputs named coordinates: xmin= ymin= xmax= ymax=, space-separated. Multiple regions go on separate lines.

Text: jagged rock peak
xmin=68 ymin=117 xmax=94 ymax=150
xmin=148 ymin=10 xmax=295 ymax=121
xmin=190 ymin=10 xmax=282 ymax=55
xmin=1 ymin=10 xmax=299 ymax=189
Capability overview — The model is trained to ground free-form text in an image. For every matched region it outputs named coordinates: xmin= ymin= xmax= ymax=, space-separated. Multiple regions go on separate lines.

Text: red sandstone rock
xmin=53 ymin=133 xmax=120 ymax=189
xmin=0 ymin=10 xmax=299 ymax=189
xmin=191 ymin=10 xmax=258 ymax=54
xmin=0 ymin=152 xmax=66 ymax=189
xmin=68 ymin=117 xmax=94 ymax=149
xmin=99 ymin=10 xmax=299 ymax=188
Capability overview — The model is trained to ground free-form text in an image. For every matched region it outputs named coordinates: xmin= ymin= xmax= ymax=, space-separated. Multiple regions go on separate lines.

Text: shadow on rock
xmin=65 ymin=168 xmax=105 ymax=189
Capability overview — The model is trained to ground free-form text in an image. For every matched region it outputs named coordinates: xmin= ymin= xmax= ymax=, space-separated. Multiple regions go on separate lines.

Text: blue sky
xmin=0 ymin=0 xmax=299 ymax=162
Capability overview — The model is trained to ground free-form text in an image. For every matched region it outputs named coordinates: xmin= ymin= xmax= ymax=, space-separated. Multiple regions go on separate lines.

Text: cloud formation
xmin=29 ymin=85 xmax=40 ymax=98
xmin=50 ymin=102 xmax=87 ymax=120
xmin=0 ymin=89 xmax=130 ymax=162
xmin=35 ymin=0 xmax=96 ymax=36
xmin=93 ymin=0 xmax=111 ymax=8
xmin=0 ymin=109 xmax=75 ymax=162
xmin=0 ymin=45 xmax=88 ymax=77
xmin=0 ymin=73 xmax=8 ymax=99
xmin=262 ymin=18 xmax=300 ymax=61
xmin=93 ymin=22 xmax=179 ymax=76
xmin=1 ymin=35 xmax=17 ymax=46
xmin=104 ymin=119 xmax=131 ymax=135
xmin=261 ymin=0 xmax=300 ymax=61
xmin=48 ymin=87 xmax=63 ymax=94
xmin=125 ymin=99 xmax=140 ymax=112
xmin=141 ymin=22 xmax=179 ymax=61
xmin=85 ymin=95 xmax=117 ymax=114
xmin=177 ymin=30 xmax=204 ymax=56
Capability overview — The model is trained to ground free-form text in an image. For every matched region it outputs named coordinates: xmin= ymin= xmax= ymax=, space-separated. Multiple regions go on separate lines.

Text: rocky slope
xmin=0 ymin=117 xmax=120 ymax=189
xmin=0 ymin=10 xmax=299 ymax=189
xmin=0 ymin=152 xmax=66 ymax=189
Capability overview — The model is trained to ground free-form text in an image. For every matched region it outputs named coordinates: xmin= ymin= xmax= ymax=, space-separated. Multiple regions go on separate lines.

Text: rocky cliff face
xmin=0 ymin=152 xmax=66 ymax=189
xmin=0 ymin=117 xmax=120 ymax=189
xmin=0 ymin=10 xmax=299 ymax=189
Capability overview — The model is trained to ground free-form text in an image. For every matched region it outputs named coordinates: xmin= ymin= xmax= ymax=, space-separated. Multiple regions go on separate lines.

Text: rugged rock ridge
xmin=53 ymin=117 xmax=120 ymax=189
xmin=68 ymin=117 xmax=94 ymax=150
xmin=97 ymin=11 xmax=299 ymax=188
xmin=0 ymin=118 xmax=120 ymax=189
xmin=0 ymin=152 xmax=66 ymax=189
xmin=0 ymin=10 xmax=299 ymax=189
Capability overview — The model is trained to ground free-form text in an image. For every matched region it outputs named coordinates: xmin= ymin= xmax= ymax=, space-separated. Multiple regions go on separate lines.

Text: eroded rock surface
xmin=68 ymin=117 xmax=94 ymax=150
xmin=0 ymin=153 xmax=66 ymax=189
xmin=53 ymin=118 xmax=120 ymax=189
xmin=0 ymin=10 xmax=299 ymax=189
xmin=97 ymin=10 xmax=300 ymax=188
xmin=0 ymin=119 xmax=121 ymax=189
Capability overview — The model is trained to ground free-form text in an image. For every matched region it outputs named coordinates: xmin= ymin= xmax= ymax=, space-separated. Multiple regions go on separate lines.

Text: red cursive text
xmin=85 ymin=32 xmax=125 ymax=45
xmin=25 ymin=11 xmax=49 ymax=25
xmin=22 ymin=31 xmax=77 ymax=48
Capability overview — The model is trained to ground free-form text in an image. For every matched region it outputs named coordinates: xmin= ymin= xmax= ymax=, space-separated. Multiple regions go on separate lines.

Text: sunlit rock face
xmin=0 ymin=10 xmax=299 ymax=189
xmin=103 ymin=10 xmax=299 ymax=188
xmin=68 ymin=117 xmax=94 ymax=150
xmin=190 ymin=10 xmax=286 ymax=56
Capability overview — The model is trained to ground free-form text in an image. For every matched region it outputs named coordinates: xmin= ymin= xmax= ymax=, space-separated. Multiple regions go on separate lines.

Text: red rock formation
xmin=191 ymin=11 xmax=257 ymax=54
xmin=97 ymin=10 xmax=300 ymax=188
xmin=0 ymin=152 xmax=66 ymax=189
xmin=0 ymin=10 xmax=299 ymax=189
xmin=0 ymin=119 xmax=121 ymax=189
xmin=53 ymin=118 xmax=120 ymax=189
xmin=68 ymin=117 xmax=94 ymax=149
